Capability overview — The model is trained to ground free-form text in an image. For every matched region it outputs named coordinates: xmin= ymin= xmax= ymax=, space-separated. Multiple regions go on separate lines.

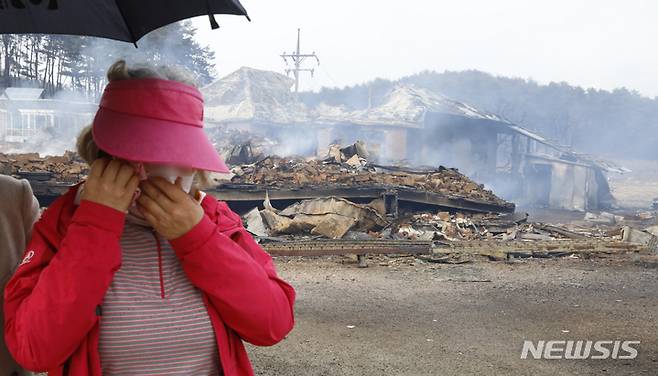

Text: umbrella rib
xmin=114 ymin=1 xmax=139 ymax=46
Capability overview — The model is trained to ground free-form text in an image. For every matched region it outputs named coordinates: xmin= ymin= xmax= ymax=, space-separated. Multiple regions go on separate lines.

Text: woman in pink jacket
xmin=3 ymin=60 xmax=296 ymax=376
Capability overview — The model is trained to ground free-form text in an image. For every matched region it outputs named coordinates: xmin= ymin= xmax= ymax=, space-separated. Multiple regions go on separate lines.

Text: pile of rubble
xmin=0 ymin=151 xmax=88 ymax=205
xmin=230 ymin=156 xmax=506 ymax=206
xmin=245 ymin=196 xmax=388 ymax=240
xmin=242 ymin=194 xmax=654 ymax=264
xmin=393 ymin=211 xmax=623 ymax=242
xmin=0 ymin=151 xmax=87 ymax=183
xmin=243 ymin=194 xmax=621 ymax=243
xmin=4 ymin=148 xmax=653 ymax=261
xmin=206 ymin=127 xmax=278 ymax=165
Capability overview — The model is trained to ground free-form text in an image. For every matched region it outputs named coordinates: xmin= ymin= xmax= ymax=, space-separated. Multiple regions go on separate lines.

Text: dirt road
xmin=246 ymin=255 xmax=657 ymax=376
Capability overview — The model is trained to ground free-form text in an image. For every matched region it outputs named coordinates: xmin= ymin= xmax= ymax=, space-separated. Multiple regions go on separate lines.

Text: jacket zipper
xmin=152 ymin=231 xmax=165 ymax=299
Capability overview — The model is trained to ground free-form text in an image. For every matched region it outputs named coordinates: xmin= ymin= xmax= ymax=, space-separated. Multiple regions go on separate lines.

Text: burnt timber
xmin=261 ymin=239 xmax=432 ymax=257
xmin=28 ymin=181 xmax=515 ymax=215
xmin=209 ymin=183 xmax=516 ymax=215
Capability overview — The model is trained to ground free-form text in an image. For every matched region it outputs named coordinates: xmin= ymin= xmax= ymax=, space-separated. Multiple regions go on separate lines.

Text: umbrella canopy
xmin=0 ymin=0 xmax=249 ymax=43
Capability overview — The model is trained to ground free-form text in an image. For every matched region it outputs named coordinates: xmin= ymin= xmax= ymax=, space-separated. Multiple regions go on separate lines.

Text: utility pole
xmin=281 ymin=28 xmax=320 ymax=93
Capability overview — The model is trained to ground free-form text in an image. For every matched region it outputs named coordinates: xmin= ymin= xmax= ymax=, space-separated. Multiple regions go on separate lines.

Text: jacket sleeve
xmin=169 ymin=202 xmax=296 ymax=346
xmin=3 ymin=200 xmax=125 ymax=371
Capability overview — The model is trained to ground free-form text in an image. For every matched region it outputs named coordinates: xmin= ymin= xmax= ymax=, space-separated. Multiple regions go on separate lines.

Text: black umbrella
xmin=0 ymin=0 xmax=249 ymax=44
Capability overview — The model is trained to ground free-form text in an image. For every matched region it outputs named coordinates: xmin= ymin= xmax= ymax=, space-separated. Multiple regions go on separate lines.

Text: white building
xmin=0 ymin=88 xmax=97 ymax=145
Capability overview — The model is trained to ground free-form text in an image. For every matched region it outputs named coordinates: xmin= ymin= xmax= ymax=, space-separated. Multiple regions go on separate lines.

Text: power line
xmin=318 ymin=65 xmax=339 ymax=88
xmin=281 ymin=28 xmax=319 ymax=93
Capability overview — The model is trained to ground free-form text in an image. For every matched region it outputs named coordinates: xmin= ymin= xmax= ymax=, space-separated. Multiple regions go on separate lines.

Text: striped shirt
xmin=99 ymin=221 xmax=221 ymax=375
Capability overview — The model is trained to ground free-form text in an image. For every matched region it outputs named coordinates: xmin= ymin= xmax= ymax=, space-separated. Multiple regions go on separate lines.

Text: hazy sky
xmin=192 ymin=0 xmax=658 ymax=97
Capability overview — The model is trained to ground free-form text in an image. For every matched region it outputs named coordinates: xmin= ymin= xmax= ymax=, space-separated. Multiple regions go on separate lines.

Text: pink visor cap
xmin=92 ymin=78 xmax=229 ymax=173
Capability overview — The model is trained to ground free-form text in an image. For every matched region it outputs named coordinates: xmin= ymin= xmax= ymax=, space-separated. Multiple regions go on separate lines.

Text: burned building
xmin=202 ymin=67 xmax=318 ymax=156
xmin=201 ymin=67 xmax=625 ymax=211
xmin=323 ymin=85 xmax=626 ymax=211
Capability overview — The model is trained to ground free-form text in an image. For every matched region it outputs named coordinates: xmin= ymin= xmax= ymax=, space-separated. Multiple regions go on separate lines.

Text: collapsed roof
xmin=202 ymin=68 xmax=509 ymax=128
xmin=202 ymin=67 xmax=310 ymax=125
xmin=315 ymin=85 xmax=510 ymax=128
xmin=202 ymin=67 xmax=626 ymax=173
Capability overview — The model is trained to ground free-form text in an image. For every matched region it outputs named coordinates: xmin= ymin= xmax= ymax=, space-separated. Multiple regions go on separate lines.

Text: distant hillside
xmin=300 ymin=70 xmax=658 ymax=160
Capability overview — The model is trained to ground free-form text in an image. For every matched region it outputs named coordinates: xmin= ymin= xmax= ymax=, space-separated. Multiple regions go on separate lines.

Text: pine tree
xmin=0 ymin=20 xmax=216 ymax=96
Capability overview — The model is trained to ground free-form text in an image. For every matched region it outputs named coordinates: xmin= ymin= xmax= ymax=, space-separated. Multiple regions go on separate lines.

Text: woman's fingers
xmin=140 ymin=180 xmax=165 ymax=200
xmin=125 ymin=175 xmax=141 ymax=193
xmin=89 ymin=158 xmax=109 ymax=179
xmin=102 ymin=159 xmax=122 ymax=182
xmin=151 ymin=177 xmax=188 ymax=202
xmin=140 ymin=180 xmax=176 ymax=210
xmin=137 ymin=193 xmax=167 ymax=219
xmin=116 ymin=163 xmax=137 ymax=187
xmin=139 ymin=205 xmax=159 ymax=226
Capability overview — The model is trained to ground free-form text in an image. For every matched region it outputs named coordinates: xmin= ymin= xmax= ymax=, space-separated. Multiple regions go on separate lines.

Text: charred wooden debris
xmin=2 ymin=146 xmax=653 ymax=265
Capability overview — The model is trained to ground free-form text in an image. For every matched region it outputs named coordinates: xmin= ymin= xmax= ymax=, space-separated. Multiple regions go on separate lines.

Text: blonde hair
xmin=77 ymin=60 xmax=212 ymax=188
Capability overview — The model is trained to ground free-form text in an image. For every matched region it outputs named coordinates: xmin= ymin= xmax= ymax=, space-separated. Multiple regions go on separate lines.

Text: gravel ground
xmin=246 ymin=254 xmax=658 ymax=376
